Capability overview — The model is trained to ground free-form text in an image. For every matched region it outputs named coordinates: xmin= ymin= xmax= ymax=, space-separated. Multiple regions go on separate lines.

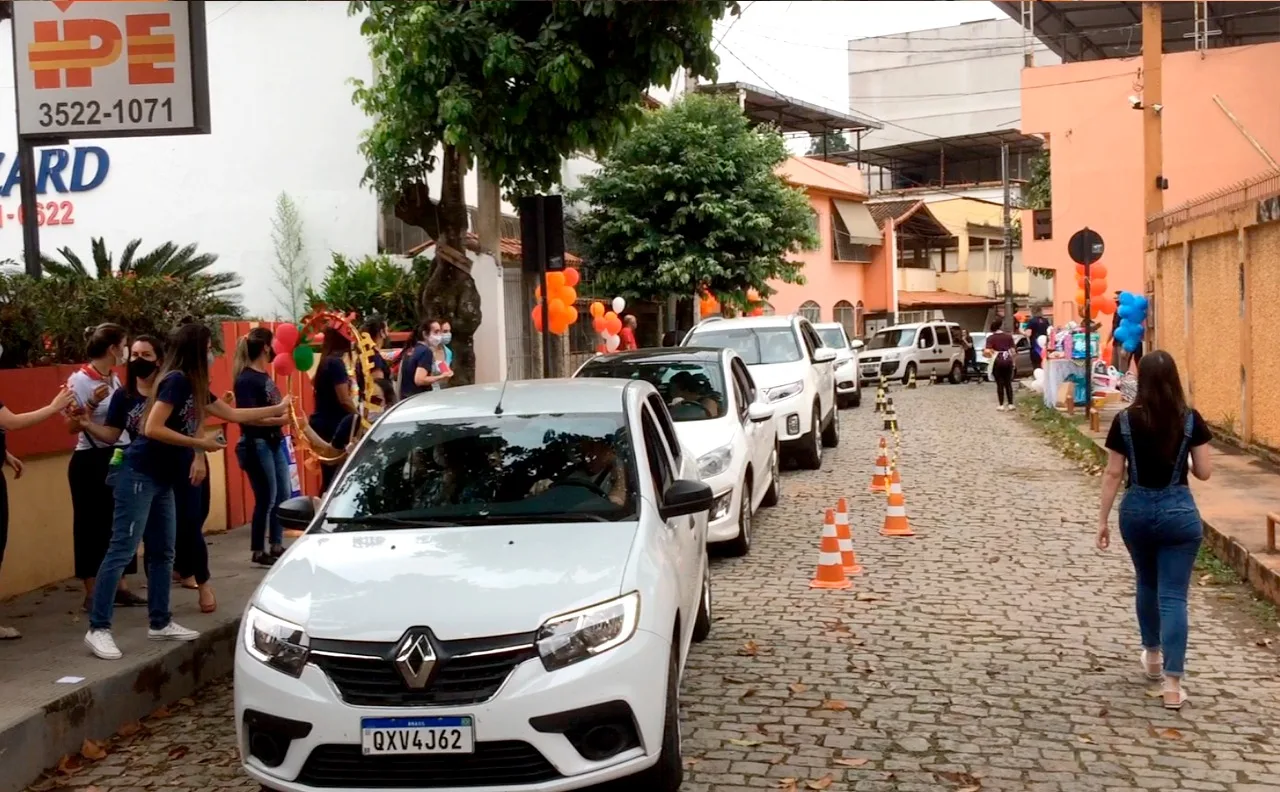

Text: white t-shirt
xmin=67 ymin=368 xmax=127 ymax=451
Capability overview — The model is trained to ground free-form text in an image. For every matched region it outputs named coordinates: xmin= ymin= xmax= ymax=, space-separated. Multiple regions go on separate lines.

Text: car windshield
xmin=868 ymin=328 xmax=917 ymax=349
xmin=816 ymin=328 xmax=847 ymax=349
xmin=691 ymin=327 xmax=802 ymax=365
xmin=577 ymin=360 xmax=726 ymax=422
xmin=321 ymin=413 xmax=638 ymax=528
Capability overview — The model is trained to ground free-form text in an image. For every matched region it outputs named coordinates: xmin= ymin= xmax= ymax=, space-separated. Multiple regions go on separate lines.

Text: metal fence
xmin=1147 ymin=170 xmax=1280 ymax=235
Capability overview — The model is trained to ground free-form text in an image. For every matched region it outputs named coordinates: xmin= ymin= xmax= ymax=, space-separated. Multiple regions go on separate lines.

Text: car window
xmin=322 ymin=413 xmax=638 ymax=525
xmin=729 ymin=370 xmax=747 ymax=421
xmin=1016 ymin=336 xmax=1029 ymax=350
xmin=577 ymin=359 xmax=725 ymax=422
xmin=918 ymin=326 xmax=935 ymax=348
xmin=867 ymin=328 xmax=917 ymax=349
xmin=935 ymin=325 xmax=951 ymax=346
xmin=690 ymin=327 xmax=803 ymax=365
xmin=816 ymin=327 xmax=846 ymax=349
xmin=797 ymin=323 xmax=817 ymax=358
xmin=646 ymin=393 xmax=682 ymax=465
xmin=640 ymin=407 xmax=674 ymax=494
xmin=731 ymin=358 xmax=757 ymax=404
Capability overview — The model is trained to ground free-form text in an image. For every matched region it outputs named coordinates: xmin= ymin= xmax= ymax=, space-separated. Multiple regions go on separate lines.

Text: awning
xmin=832 ymin=199 xmax=882 ymax=246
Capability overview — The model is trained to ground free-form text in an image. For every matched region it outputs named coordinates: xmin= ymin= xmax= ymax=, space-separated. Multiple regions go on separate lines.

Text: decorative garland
xmin=288 ymin=310 xmax=382 ymax=469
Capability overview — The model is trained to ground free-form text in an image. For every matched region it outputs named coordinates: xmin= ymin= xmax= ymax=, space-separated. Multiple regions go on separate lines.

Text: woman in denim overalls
xmin=1097 ymin=351 xmax=1212 ymax=710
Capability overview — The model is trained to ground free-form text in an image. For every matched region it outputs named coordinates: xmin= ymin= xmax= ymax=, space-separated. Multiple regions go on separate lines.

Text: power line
xmin=714 ymin=0 xmax=755 ymax=53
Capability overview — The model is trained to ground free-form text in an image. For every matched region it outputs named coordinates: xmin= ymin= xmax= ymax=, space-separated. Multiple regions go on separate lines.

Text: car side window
xmin=918 ymin=326 xmax=935 ymax=348
xmin=802 ymin=324 xmax=824 ymax=354
xmin=732 ymin=359 xmax=757 ymax=404
xmin=640 ymin=408 xmax=674 ymax=493
xmin=646 ymin=394 xmax=681 ymax=466
xmin=1016 ymin=336 xmax=1029 ymax=350
xmin=730 ymin=370 xmax=748 ymax=422
xmin=797 ymin=323 xmax=816 ymax=358
xmin=935 ymin=325 xmax=951 ymax=346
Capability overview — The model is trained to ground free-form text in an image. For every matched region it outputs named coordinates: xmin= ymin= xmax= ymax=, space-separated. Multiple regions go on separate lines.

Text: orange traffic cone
xmin=870 ymin=438 xmax=889 ymax=492
xmin=880 ymin=469 xmax=914 ymax=537
xmin=834 ymin=497 xmax=863 ymax=575
xmin=810 ymin=509 xmax=852 ymax=589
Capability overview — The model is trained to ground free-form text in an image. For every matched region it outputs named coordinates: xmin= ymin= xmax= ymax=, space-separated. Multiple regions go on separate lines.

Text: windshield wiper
xmin=325 ymin=515 xmax=465 ymax=530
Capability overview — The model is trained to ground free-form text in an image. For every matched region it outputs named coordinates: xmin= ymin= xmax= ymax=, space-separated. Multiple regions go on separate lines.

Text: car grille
xmin=309 ymin=632 xmax=538 ymax=707
xmin=297 ymin=741 xmax=561 ymax=788
xmin=860 ymin=355 xmax=881 ymax=364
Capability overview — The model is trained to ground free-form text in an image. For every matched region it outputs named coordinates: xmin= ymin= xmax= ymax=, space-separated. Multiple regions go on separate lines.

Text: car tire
xmin=902 ymin=362 xmax=917 ymax=386
xmin=631 ymin=639 xmax=684 ymax=791
xmin=692 ymin=562 xmax=712 ymax=641
xmin=821 ymin=399 xmax=840 ymax=448
xmin=796 ymin=407 xmax=823 ymax=470
xmin=725 ymin=480 xmax=751 ymax=557
xmin=851 ymin=386 xmax=861 ymax=408
xmin=949 ymin=361 xmax=963 ymax=384
xmin=760 ymin=445 xmax=780 ymax=507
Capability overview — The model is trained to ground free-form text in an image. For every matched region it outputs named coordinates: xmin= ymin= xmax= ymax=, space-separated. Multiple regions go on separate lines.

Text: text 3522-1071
xmin=0 ymin=202 xmax=76 ymax=229
xmin=36 ymin=98 xmax=175 ymax=129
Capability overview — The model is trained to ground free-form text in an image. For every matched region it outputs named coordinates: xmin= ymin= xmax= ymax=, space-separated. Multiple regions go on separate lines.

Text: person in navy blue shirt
xmin=399 ymin=319 xmax=453 ymax=399
xmin=84 ymin=322 xmax=290 ymax=661
xmin=233 ymin=327 xmax=293 ymax=567
xmin=311 ymin=328 xmax=356 ymax=492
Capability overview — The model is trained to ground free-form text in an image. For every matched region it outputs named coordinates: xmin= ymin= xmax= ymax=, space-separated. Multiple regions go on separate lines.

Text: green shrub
xmin=306 ymin=253 xmax=428 ymax=331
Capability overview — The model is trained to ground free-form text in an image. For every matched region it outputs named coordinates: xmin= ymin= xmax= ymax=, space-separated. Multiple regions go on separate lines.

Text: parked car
xmin=968 ymin=331 xmax=1035 ymax=380
xmin=574 ymin=347 xmax=779 ymax=556
xmin=812 ymin=322 xmax=864 ymax=409
xmin=681 ymin=315 xmax=838 ymax=470
xmin=235 ymin=379 xmax=713 ymax=792
xmin=858 ymin=321 xmax=967 ymax=385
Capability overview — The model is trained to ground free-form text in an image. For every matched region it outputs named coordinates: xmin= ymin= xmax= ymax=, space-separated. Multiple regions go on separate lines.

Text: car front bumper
xmin=235 ymin=626 xmax=672 ymax=792
xmin=859 ymin=357 xmax=904 ymax=382
xmin=765 ymin=392 xmax=810 ymax=445
xmin=702 ymin=469 xmax=741 ymax=544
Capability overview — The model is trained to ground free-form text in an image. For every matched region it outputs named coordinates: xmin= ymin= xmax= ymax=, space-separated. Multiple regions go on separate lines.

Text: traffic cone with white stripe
xmin=870 ymin=437 xmax=889 ymax=492
xmin=883 ymin=399 xmax=898 ymax=432
xmin=907 ymin=367 xmax=917 ymax=389
xmin=809 ymin=509 xmax=852 ymax=590
xmin=880 ymin=469 xmax=914 ymax=537
xmin=834 ymin=498 xmax=862 ymax=575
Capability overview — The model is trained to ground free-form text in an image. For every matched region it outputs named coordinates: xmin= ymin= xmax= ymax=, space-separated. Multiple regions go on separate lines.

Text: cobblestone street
xmin=31 ymin=384 xmax=1280 ymax=792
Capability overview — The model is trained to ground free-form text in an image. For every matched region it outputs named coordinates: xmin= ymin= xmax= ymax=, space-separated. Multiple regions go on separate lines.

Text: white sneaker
xmin=85 ymin=629 xmax=122 ymax=660
xmin=148 ymin=622 xmax=199 ymax=642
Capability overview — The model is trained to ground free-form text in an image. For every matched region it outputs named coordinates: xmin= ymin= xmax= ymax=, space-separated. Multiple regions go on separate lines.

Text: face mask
xmin=128 ymin=358 xmax=158 ymax=380
xmin=427 ymin=334 xmax=443 ymax=348
xmin=440 ymin=332 xmax=452 ymax=345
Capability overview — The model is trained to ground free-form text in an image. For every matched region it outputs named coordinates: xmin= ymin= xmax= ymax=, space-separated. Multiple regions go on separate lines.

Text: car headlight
xmin=536 ymin=592 xmax=640 ymax=671
xmin=764 ymin=381 xmax=803 ymax=403
xmin=697 ymin=444 xmax=734 ymax=478
xmin=243 ymin=605 xmax=309 ymax=677
xmin=881 ymin=350 xmax=900 ymax=360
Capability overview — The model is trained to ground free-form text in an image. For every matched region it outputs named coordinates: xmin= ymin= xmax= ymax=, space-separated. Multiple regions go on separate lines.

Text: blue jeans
xmin=1118 ymin=484 xmax=1203 ymax=676
xmin=236 ymin=438 xmax=290 ymax=553
xmin=90 ymin=466 xmax=175 ymax=631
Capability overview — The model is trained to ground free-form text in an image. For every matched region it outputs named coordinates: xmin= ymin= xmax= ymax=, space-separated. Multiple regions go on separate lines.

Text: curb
xmin=0 ymin=617 xmax=241 ymax=792
xmin=1199 ymin=519 xmax=1280 ymax=608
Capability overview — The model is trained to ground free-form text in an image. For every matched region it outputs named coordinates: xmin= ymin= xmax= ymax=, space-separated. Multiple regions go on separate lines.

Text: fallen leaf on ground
xmin=169 ymin=745 xmax=190 ymax=760
xmin=729 ymin=738 xmax=762 ymax=747
xmin=769 ymin=753 xmax=788 ymax=765
xmin=80 ymin=739 xmax=106 ymax=761
xmin=1097 ymin=708 xmax=1109 ymax=717
xmin=116 ymin=721 xmax=142 ymax=738
xmin=1217 ymin=592 xmax=1237 ymax=600
xmin=834 ymin=757 xmax=869 ymax=767
xmin=789 ymin=682 xmax=808 ymax=694
xmin=178 ymin=697 xmax=195 ymax=707
xmin=807 ymin=775 xmax=834 ymax=790
xmin=683 ymin=758 xmax=701 ymax=769
xmin=1078 ymin=735 xmax=1094 ymax=744
xmin=1256 ymin=638 xmax=1273 ymax=648
xmin=1158 ymin=728 xmax=1184 ymax=740
xmin=1197 ymin=573 xmax=1213 ymax=586
xmin=855 ymin=593 xmax=882 ymax=602
xmin=777 ymin=779 xmax=798 ymax=791
xmin=821 ymin=699 xmax=848 ymax=711
xmin=149 ymin=706 xmax=171 ymax=720
xmin=56 ymin=754 xmax=83 ymax=774
xmin=739 ymin=640 xmax=760 ymax=657
xmin=723 ymin=675 xmax=747 ymax=684
xmin=741 ymin=688 xmax=756 ymax=698
xmin=1144 ymin=690 xmax=1163 ymax=698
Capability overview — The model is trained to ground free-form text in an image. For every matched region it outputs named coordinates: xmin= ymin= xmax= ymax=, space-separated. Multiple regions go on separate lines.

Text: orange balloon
xmin=746 ymin=287 xmax=760 ymax=303
xmin=1094 ymin=294 xmax=1115 ymax=314
xmin=596 ymin=343 xmax=607 ymax=353
xmin=565 ymin=305 xmax=578 ymax=325
xmin=549 ymin=297 xmax=566 ymax=318
xmin=589 ymin=301 xmax=605 ymax=319
xmin=1076 ymin=289 xmax=1087 ymax=305
xmin=531 ymin=305 xmax=544 ymax=332
xmin=605 ymin=315 xmax=623 ymax=335
xmin=559 ymin=286 xmax=577 ymax=305
xmin=749 ymin=307 xmax=764 ymax=317
xmin=534 ymin=285 xmax=542 ymax=301
xmin=550 ymin=315 xmax=569 ymax=335
xmin=1076 ymin=263 xmax=1087 ymax=276
xmin=546 ymin=271 xmax=566 ymax=290
xmin=563 ymin=267 xmax=580 ymax=287
xmin=592 ymin=316 xmax=607 ymax=333
xmin=1089 ymin=279 xmax=1107 ymax=296
xmin=1090 ymin=263 xmax=1108 ymax=279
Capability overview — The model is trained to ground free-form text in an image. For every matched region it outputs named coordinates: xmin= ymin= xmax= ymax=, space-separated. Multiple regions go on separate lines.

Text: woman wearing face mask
xmin=84 ymin=322 xmax=290 ymax=661
xmin=233 ymin=328 xmax=292 ymax=567
xmin=408 ymin=319 xmax=455 ymax=396
xmin=65 ymin=324 xmax=145 ymax=612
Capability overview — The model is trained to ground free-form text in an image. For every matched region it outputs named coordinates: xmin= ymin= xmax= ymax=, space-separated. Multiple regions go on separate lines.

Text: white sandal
xmin=1162 ymin=682 xmax=1188 ymax=710
xmin=1140 ymin=649 xmax=1162 ymax=681
xmin=0 ymin=625 xmax=21 ymax=640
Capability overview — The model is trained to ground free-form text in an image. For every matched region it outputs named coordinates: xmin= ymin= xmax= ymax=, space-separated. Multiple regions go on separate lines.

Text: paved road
xmin=33 ymin=384 xmax=1280 ymax=792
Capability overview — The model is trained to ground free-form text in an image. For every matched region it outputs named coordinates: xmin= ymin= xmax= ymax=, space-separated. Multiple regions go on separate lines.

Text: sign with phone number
xmin=0 ymin=201 xmax=76 ymax=230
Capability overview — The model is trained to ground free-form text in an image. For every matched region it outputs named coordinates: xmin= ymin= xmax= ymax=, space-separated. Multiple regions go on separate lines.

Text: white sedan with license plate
xmin=234 ymin=379 xmax=714 ymax=792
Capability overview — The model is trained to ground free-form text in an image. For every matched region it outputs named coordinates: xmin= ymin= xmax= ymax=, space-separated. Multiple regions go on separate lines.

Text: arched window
xmin=855 ymin=300 xmax=865 ymax=338
xmin=761 ymin=301 xmax=776 ymax=316
xmin=833 ymin=300 xmax=855 ymax=337
xmin=798 ymin=300 xmax=821 ymax=323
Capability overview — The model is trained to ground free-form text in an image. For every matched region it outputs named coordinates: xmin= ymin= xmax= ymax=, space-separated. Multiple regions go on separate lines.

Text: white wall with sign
xmin=0 ymin=1 xmax=378 ymax=319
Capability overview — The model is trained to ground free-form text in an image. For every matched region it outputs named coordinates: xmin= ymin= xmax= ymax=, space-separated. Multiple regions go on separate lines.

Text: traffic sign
xmin=1068 ymin=227 xmax=1104 ymax=266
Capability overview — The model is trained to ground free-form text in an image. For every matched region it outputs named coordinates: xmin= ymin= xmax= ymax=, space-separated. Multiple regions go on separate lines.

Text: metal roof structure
xmin=992 ymin=1 xmax=1280 ymax=62
xmin=694 ymin=81 xmax=882 ymax=135
xmin=839 ymin=129 xmax=1045 ymax=171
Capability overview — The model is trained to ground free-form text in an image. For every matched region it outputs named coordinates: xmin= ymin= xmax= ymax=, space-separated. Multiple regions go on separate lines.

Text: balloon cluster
xmin=745 ymin=288 xmax=765 ymax=317
xmin=271 ymin=322 xmax=314 ymax=375
xmin=1114 ymin=292 xmax=1148 ymax=353
xmin=531 ymin=267 xmax=582 ymax=335
xmin=699 ymin=291 xmax=720 ymax=317
xmin=591 ymin=297 xmax=627 ymax=353
xmin=1074 ymin=262 xmax=1115 ymax=318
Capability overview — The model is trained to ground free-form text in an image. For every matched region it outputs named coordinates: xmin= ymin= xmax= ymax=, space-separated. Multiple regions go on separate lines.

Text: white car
xmin=682 ymin=315 xmax=838 ymax=470
xmin=812 ymin=322 xmax=864 ymax=409
xmin=235 ymin=379 xmax=713 ymax=792
xmin=859 ymin=321 xmax=967 ymax=385
xmin=574 ymin=347 xmax=780 ymax=556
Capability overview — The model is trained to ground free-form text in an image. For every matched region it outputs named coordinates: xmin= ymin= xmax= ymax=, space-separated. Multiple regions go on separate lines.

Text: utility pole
xmin=1001 ymin=142 xmax=1015 ymax=331
xmin=1141 ymin=1 xmax=1163 ymax=321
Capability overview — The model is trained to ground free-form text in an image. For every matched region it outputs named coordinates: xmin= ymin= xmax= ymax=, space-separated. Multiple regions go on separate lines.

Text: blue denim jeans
xmin=89 ymin=466 xmax=175 ymax=631
xmin=1119 ymin=484 xmax=1203 ymax=676
xmin=236 ymin=438 xmax=290 ymax=553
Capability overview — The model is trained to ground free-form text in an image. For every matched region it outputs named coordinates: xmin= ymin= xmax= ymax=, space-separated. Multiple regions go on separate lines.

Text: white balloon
xmin=1032 ymin=367 xmax=1044 ymax=382
xmin=600 ymin=329 xmax=611 ymax=340
xmin=612 ymin=297 xmax=626 ymax=314
xmin=606 ymin=334 xmax=621 ymax=352
xmin=1036 ymin=334 xmax=1048 ymax=349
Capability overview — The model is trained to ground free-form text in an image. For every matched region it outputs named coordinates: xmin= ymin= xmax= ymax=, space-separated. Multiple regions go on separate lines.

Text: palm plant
xmin=41 ymin=237 xmax=243 ymax=315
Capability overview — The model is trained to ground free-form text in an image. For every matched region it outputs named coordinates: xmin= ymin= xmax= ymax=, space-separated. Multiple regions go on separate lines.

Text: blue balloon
xmin=1118 ymin=291 xmax=1135 ymax=305
xmin=1123 ymin=339 xmax=1141 ymax=353
xmin=1134 ymin=295 xmax=1148 ymax=310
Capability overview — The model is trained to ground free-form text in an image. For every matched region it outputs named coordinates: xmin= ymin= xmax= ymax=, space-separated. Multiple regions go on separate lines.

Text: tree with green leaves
xmin=348 ymin=0 xmax=735 ymax=384
xmin=806 ymin=131 xmax=851 ymax=157
xmin=573 ymin=93 xmax=817 ymax=310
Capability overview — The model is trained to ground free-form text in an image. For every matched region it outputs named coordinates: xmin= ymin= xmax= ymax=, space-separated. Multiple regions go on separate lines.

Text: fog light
xmin=710 ymin=494 xmax=731 ymax=521
xmin=786 ymin=414 xmax=800 ymax=435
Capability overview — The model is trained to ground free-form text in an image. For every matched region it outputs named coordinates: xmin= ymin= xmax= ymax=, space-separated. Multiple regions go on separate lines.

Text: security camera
xmin=1152 ymin=103 xmax=1163 ymax=114
xmin=1128 ymin=95 xmax=1143 ymax=110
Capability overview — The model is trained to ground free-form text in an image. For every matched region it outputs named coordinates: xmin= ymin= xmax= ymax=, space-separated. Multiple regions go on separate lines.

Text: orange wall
xmin=1021 ymin=42 xmax=1280 ymax=316
xmin=768 ymin=187 xmax=881 ymax=318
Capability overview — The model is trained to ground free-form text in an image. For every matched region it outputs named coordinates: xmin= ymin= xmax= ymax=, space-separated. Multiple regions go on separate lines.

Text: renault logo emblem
xmin=394 ymin=633 xmax=436 ymax=688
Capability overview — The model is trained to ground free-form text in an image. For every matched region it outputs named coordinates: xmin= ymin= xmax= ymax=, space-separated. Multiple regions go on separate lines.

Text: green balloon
xmin=293 ymin=343 xmax=315 ymax=371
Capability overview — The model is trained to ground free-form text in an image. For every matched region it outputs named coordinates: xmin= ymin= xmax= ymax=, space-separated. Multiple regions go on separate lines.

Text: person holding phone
xmin=84 ymin=322 xmax=289 ymax=661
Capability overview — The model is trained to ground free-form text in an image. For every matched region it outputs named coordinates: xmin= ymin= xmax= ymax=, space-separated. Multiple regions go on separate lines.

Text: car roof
xmin=582 ymin=347 xmax=727 ymax=365
xmin=812 ymin=322 xmax=846 ymax=331
xmin=688 ymin=315 xmax=797 ymax=331
xmin=385 ymin=379 xmax=638 ymax=425
xmin=875 ymin=320 xmax=958 ymax=332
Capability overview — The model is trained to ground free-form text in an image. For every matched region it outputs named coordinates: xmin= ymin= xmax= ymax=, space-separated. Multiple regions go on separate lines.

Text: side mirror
xmin=850 ymin=339 xmax=865 ymax=351
xmin=813 ymin=347 xmax=837 ymax=363
xmin=277 ymin=496 xmax=319 ymax=531
xmin=659 ymin=479 xmax=714 ymax=521
xmin=747 ymin=402 xmax=773 ymax=423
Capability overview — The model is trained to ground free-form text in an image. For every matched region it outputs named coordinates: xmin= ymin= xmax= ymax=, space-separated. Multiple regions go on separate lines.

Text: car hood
xmin=746 ymin=361 xmax=809 ymax=390
xmin=253 ymin=522 xmax=638 ymax=641
xmin=673 ymin=416 xmax=736 ymax=459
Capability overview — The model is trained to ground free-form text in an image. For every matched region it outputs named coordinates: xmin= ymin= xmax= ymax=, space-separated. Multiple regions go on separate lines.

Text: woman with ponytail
xmin=233 ymin=327 xmax=292 ymax=566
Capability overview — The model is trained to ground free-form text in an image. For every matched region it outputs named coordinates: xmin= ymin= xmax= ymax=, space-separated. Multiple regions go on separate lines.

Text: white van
xmin=858 ymin=321 xmax=967 ymax=385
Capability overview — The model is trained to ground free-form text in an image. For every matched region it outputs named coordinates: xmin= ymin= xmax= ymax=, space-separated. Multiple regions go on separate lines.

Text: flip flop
xmin=1163 ymin=685 xmax=1188 ymax=710
xmin=1141 ymin=649 xmax=1162 ymax=681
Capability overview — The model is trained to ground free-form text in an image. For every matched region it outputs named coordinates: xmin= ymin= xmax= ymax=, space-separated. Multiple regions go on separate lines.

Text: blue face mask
xmin=440 ymin=332 xmax=452 ymax=346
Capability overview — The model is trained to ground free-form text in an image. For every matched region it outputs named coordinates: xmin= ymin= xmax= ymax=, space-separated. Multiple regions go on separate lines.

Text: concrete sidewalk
xmin=1084 ymin=403 xmax=1280 ymax=606
xmin=0 ymin=530 xmax=264 ymax=792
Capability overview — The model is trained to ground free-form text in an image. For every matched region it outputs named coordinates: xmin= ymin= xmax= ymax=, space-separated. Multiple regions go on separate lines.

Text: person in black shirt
xmin=233 ymin=327 xmax=292 ymax=567
xmin=1098 ymin=350 xmax=1211 ymax=711
xmin=1026 ymin=307 xmax=1051 ymax=371
xmin=312 ymin=328 xmax=356 ymax=492
xmin=360 ymin=315 xmax=393 ymax=383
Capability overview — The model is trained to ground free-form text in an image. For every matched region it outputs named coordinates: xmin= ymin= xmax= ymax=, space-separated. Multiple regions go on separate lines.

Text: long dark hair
xmin=126 ymin=335 xmax=164 ymax=398
xmin=146 ymin=322 xmax=212 ymax=431
xmin=321 ymin=327 xmax=352 ymax=358
xmin=1130 ymin=350 xmax=1188 ymax=457
xmin=85 ymin=323 xmax=127 ymax=360
xmin=233 ymin=327 xmax=274 ymax=379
